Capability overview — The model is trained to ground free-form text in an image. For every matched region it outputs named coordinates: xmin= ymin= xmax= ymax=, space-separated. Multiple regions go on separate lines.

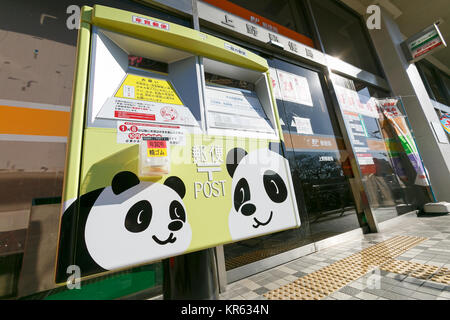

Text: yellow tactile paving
xmin=293 ymin=272 xmax=350 ymax=295
xmin=265 ymin=284 xmax=326 ymax=300
xmin=410 ymin=265 xmax=441 ymax=280
xmin=341 ymin=252 xmax=393 ymax=267
xmin=430 ymin=268 xmax=450 ymax=285
xmin=367 ymin=236 xmax=426 ymax=250
xmin=360 ymin=246 xmax=404 ymax=258
xmin=379 ymin=259 xmax=426 ymax=275
xmin=322 ymin=260 xmax=378 ymax=280
xmin=379 ymin=259 xmax=446 ymax=280
xmin=368 ymin=236 xmax=427 ymax=253
xmin=316 ymin=263 xmax=367 ymax=281
xmin=357 ymin=254 xmax=394 ymax=266
xmin=263 ymin=235 xmax=429 ymax=300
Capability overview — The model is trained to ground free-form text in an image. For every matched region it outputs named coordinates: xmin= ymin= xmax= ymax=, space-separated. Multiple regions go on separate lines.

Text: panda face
xmin=84 ymin=174 xmax=192 ymax=271
xmin=227 ymin=148 xmax=297 ymax=240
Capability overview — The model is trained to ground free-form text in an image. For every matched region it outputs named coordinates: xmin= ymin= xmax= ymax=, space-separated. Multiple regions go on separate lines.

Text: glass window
xmin=441 ymin=73 xmax=450 ymax=102
xmin=228 ymin=0 xmax=312 ymax=37
xmin=310 ymin=0 xmax=382 ymax=76
xmin=416 ymin=61 xmax=449 ymax=105
xmin=272 ymin=60 xmax=361 ymax=240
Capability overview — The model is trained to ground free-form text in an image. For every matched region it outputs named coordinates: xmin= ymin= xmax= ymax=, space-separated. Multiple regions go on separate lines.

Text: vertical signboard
xmin=331 ymin=74 xmax=379 ymax=174
xmin=377 ymin=99 xmax=429 ymax=186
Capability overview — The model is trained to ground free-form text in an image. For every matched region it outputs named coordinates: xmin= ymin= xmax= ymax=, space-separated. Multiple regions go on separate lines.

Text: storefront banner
xmin=277 ymin=70 xmax=313 ymax=107
xmin=440 ymin=113 xmax=450 ymax=134
xmin=378 ymin=99 xmax=429 ymax=186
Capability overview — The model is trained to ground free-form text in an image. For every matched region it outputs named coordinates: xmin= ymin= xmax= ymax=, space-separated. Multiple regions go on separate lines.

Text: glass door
xmin=268 ymin=58 xmax=362 ymax=241
xmin=223 ymin=57 xmax=365 ymax=274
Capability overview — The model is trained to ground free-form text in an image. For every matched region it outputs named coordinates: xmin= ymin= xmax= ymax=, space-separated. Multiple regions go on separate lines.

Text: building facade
xmin=0 ymin=0 xmax=448 ymax=299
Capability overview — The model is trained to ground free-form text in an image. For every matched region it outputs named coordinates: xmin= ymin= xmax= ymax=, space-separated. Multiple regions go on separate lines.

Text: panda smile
xmin=152 ymin=233 xmax=177 ymax=245
xmin=252 ymin=211 xmax=273 ymax=228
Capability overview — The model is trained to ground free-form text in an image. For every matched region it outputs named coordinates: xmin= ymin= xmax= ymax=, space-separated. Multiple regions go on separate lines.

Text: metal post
xmin=162 ymin=248 xmax=219 ymax=300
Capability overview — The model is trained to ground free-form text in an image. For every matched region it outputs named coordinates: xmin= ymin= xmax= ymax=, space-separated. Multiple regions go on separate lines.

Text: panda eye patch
xmin=125 ymin=200 xmax=152 ymax=233
xmin=234 ymin=178 xmax=250 ymax=211
xmin=263 ymin=170 xmax=287 ymax=203
xmin=169 ymin=201 xmax=186 ymax=222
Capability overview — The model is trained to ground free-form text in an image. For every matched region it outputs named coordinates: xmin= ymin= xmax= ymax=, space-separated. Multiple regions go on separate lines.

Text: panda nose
xmin=168 ymin=220 xmax=183 ymax=231
xmin=241 ymin=203 xmax=256 ymax=216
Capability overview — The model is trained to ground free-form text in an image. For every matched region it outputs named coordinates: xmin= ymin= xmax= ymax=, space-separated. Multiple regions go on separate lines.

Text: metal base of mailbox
xmin=163 ymin=248 xmax=219 ymax=300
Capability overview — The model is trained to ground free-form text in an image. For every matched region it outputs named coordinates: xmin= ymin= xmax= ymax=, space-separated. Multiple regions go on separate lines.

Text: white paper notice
xmin=269 ymin=68 xmax=282 ymax=100
xmin=291 ymin=116 xmax=314 ymax=135
xmin=205 ymin=85 xmax=274 ymax=133
xmin=277 ymin=70 xmax=313 ymax=107
xmin=334 ymin=85 xmax=379 ymax=118
xmin=205 ymin=86 xmax=266 ymax=117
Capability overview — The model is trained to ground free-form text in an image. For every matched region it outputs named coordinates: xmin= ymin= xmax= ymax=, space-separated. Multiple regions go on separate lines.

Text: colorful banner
xmin=440 ymin=113 xmax=450 ymax=134
xmin=377 ymin=99 xmax=429 ymax=186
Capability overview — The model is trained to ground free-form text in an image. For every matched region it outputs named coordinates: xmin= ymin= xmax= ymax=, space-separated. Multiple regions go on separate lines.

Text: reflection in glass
xmin=291 ymin=150 xmax=358 ymax=240
xmin=310 ymin=0 xmax=382 ymax=76
xmin=416 ymin=61 xmax=450 ymax=106
xmin=228 ymin=0 xmax=312 ymax=37
xmin=204 ymin=72 xmax=255 ymax=91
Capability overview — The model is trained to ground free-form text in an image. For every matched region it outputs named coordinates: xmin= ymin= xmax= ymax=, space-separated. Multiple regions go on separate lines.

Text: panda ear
xmin=226 ymin=148 xmax=248 ymax=177
xmin=269 ymin=141 xmax=287 ymax=159
xmin=164 ymin=176 xmax=186 ymax=199
xmin=111 ymin=171 xmax=140 ymax=195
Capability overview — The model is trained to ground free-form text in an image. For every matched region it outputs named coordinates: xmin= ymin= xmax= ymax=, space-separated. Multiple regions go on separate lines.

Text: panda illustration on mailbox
xmin=227 ymin=143 xmax=298 ymax=241
xmin=55 ymin=171 xmax=191 ymax=283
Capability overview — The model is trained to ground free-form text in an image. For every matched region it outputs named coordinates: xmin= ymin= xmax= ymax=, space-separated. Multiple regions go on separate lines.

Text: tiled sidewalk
xmin=219 ymin=212 xmax=450 ymax=300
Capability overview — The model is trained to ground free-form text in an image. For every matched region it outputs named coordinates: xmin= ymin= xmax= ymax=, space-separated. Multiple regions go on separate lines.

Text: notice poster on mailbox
xmin=97 ymin=74 xmax=198 ymax=126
